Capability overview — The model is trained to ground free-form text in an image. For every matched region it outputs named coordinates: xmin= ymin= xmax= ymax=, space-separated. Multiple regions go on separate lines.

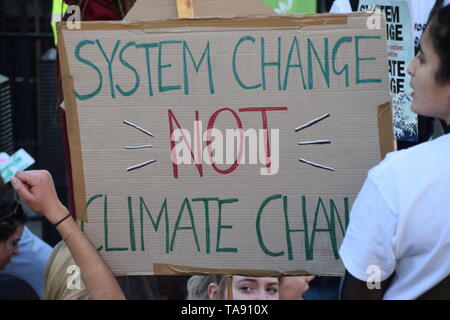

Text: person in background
xmin=187 ymin=274 xmax=314 ymax=300
xmin=0 ymin=180 xmax=26 ymax=272
xmin=340 ymin=5 xmax=450 ymax=299
xmin=0 ymin=174 xmax=53 ymax=298
xmin=187 ymin=275 xmax=280 ymax=300
xmin=1 ymin=226 xmax=52 ymax=299
xmin=0 ymin=274 xmax=40 ymax=300
xmin=43 ymin=240 xmax=90 ymax=300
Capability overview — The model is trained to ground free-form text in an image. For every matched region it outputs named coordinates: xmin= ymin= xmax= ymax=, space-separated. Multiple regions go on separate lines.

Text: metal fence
xmin=0 ymin=0 xmax=65 ymax=245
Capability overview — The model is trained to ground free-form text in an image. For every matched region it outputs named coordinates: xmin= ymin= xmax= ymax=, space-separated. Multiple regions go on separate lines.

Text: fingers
xmin=15 ymin=170 xmax=51 ymax=187
xmin=11 ymin=170 xmax=56 ymax=215
xmin=305 ymin=275 xmax=315 ymax=283
xmin=15 ymin=170 xmax=39 ymax=185
xmin=10 ymin=176 xmax=34 ymax=203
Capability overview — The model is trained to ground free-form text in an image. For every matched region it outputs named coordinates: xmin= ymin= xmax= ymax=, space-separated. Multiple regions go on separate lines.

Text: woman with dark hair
xmin=0 ymin=180 xmax=26 ymax=270
xmin=339 ymin=4 xmax=450 ymax=299
xmin=0 ymin=274 xmax=39 ymax=300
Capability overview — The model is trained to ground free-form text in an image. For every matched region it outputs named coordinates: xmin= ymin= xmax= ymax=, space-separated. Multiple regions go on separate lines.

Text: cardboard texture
xmin=191 ymin=0 xmax=273 ymax=17
xmin=58 ymin=13 xmax=392 ymax=276
xmin=124 ymin=0 xmax=179 ymax=21
xmin=125 ymin=0 xmax=274 ymax=20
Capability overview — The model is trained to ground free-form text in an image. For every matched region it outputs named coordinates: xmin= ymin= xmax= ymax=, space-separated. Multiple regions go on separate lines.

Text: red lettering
xmin=206 ymin=108 xmax=244 ymax=175
xmin=168 ymin=109 xmax=203 ymax=178
xmin=239 ymin=107 xmax=287 ymax=174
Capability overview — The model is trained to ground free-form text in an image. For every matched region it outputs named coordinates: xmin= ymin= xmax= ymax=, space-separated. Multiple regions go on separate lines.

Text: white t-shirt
xmin=339 ymin=133 xmax=450 ymax=299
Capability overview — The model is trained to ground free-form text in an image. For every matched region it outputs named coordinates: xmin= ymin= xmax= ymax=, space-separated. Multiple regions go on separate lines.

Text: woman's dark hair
xmin=0 ymin=274 xmax=40 ymax=300
xmin=428 ymin=4 xmax=450 ymax=84
xmin=0 ymin=177 xmax=26 ymax=241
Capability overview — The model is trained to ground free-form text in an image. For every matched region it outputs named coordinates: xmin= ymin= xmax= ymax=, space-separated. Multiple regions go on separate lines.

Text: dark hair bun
xmin=0 ymin=176 xmax=26 ymax=241
xmin=429 ymin=5 xmax=450 ymax=83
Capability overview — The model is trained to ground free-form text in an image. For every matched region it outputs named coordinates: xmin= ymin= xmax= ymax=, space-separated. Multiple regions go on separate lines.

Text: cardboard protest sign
xmin=359 ymin=0 xmax=417 ymax=142
xmin=58 ymin=13 xmax=392 ymax=276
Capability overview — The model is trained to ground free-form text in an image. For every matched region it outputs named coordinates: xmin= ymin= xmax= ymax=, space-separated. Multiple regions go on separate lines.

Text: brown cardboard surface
xmin=57 ymin=25 xmax=88 ymax=222
xmin=192 ymin=0 xmax=273 ymax=17
xmin=153 ymin=263 xmax=311 ymax=276
xmin=378 ymin=102 xmax=395 ymax=159
xmin=58 ymin=14 xmax=392 ymax=276
xmin=125 ymin=0 xmax=274 ymax=20
xmin=124 ymin=0 xmax=178 ymax=21
xmin=72 ymin=14 xmax=349 ymax=31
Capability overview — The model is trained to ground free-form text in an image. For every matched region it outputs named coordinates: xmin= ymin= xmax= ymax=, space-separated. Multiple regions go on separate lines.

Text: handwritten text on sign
xmin=60 ymin=16 xmax=389 ymax=275
xmin=72 ymin=35 xmax=381 ymax=177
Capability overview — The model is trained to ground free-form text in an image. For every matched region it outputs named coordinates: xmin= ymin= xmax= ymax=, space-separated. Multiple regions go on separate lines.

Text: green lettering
xmin=96 ymin=39 xmax=121 ymax=99
xmin=73 ymin=40 xmax=103 ymax=100
xmin=261 ymin=37 xmax=282 ymax=90
xmin=136 ymin=42 xmax=158 ymax=96
xmin=232 ymin=36 xmax=261 ymax=90
xmin=139 ymin=197 xmax=170 ymax=253
xmin=216 ymin=198 xmax=238 ymax=253
xmin=116 ymin=41 xmax=140 ymax=96
xmin=307 ymin=37 xmax=330 ymax=89
xmin=158 ymin=40 xmax=182 ymax=92
xmin=283 ymin=36 xmax=307 ymax=90
xmin=170 ymin=198 xmax=200 ymax=252
xmin=256 ymin=194 xmax=284 ymax=257
xmin=332 ymin=36 xmax=352 ymax=87
xmin=183 ymin=41 xmax=215 ymax=95
xmin=192 ymin=197 xmax=219 ymax=254
xmin=355 ymin=36 xmax=382 ymax=84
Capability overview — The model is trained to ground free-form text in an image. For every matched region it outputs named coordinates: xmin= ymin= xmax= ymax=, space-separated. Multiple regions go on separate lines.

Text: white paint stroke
xmin=298 ymin=158 xmax=335 ymax=172
xmin=298 ymin=140 xmax=331 ymax=145
xmin=126 ymin=159 xmax=156 ymax=172
xmin=123 ymin=120 xmax=154 ymax=137
xmin=295 ymin=114 xmax=330 ymax=132
xmin=125 ymin=144 xmax=153 ymax=149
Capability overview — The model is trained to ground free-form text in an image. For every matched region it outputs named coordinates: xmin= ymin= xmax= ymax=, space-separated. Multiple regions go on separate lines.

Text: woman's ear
xmin=207 ymin=282 xmax=221 ymax=300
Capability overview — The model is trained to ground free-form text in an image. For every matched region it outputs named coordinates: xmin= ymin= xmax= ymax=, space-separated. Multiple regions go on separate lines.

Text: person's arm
xmin=11 ymin=170 xmax=125 ymax=300
xmin=340 ymin=271 xmax=394 ymax=300
xmin=338 ymin=167 xmax=399 ymax=300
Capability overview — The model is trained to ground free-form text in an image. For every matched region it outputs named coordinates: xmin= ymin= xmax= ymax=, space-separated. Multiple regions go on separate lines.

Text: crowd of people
xmin=0 ymin=0 xmax=449 ymax=300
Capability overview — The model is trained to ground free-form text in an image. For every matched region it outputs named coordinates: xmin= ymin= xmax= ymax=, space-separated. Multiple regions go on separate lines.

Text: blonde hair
xmin=43 ymin=241 xmax=90 ymax=300
xmin=186 ymin=275 xmax=227 ymax=300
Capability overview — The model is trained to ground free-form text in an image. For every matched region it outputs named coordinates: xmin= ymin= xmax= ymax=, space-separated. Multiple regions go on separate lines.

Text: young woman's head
xmin=0 ymin=179 xmax=26 ymax=270
xmin=187 ymin=275 xmax=279 ymax=300
xmin=408 ymin=5 xmax=450 ymax=124
xmin=44 ymin=241 xmax=90 ymax=300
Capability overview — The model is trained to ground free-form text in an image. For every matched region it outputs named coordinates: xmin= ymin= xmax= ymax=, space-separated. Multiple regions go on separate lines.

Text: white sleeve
xmin=339 ymin=176 xmax=397 ymax=282
xmin=329 ymin=0 xmax=353 ymax=13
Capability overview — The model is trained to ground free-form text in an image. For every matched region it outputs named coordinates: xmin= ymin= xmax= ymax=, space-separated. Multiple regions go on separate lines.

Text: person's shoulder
xmin=369 ymin=134 xmax=450 ymax=179
xmin=19 ymin=226 xmax=52 ymax=256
